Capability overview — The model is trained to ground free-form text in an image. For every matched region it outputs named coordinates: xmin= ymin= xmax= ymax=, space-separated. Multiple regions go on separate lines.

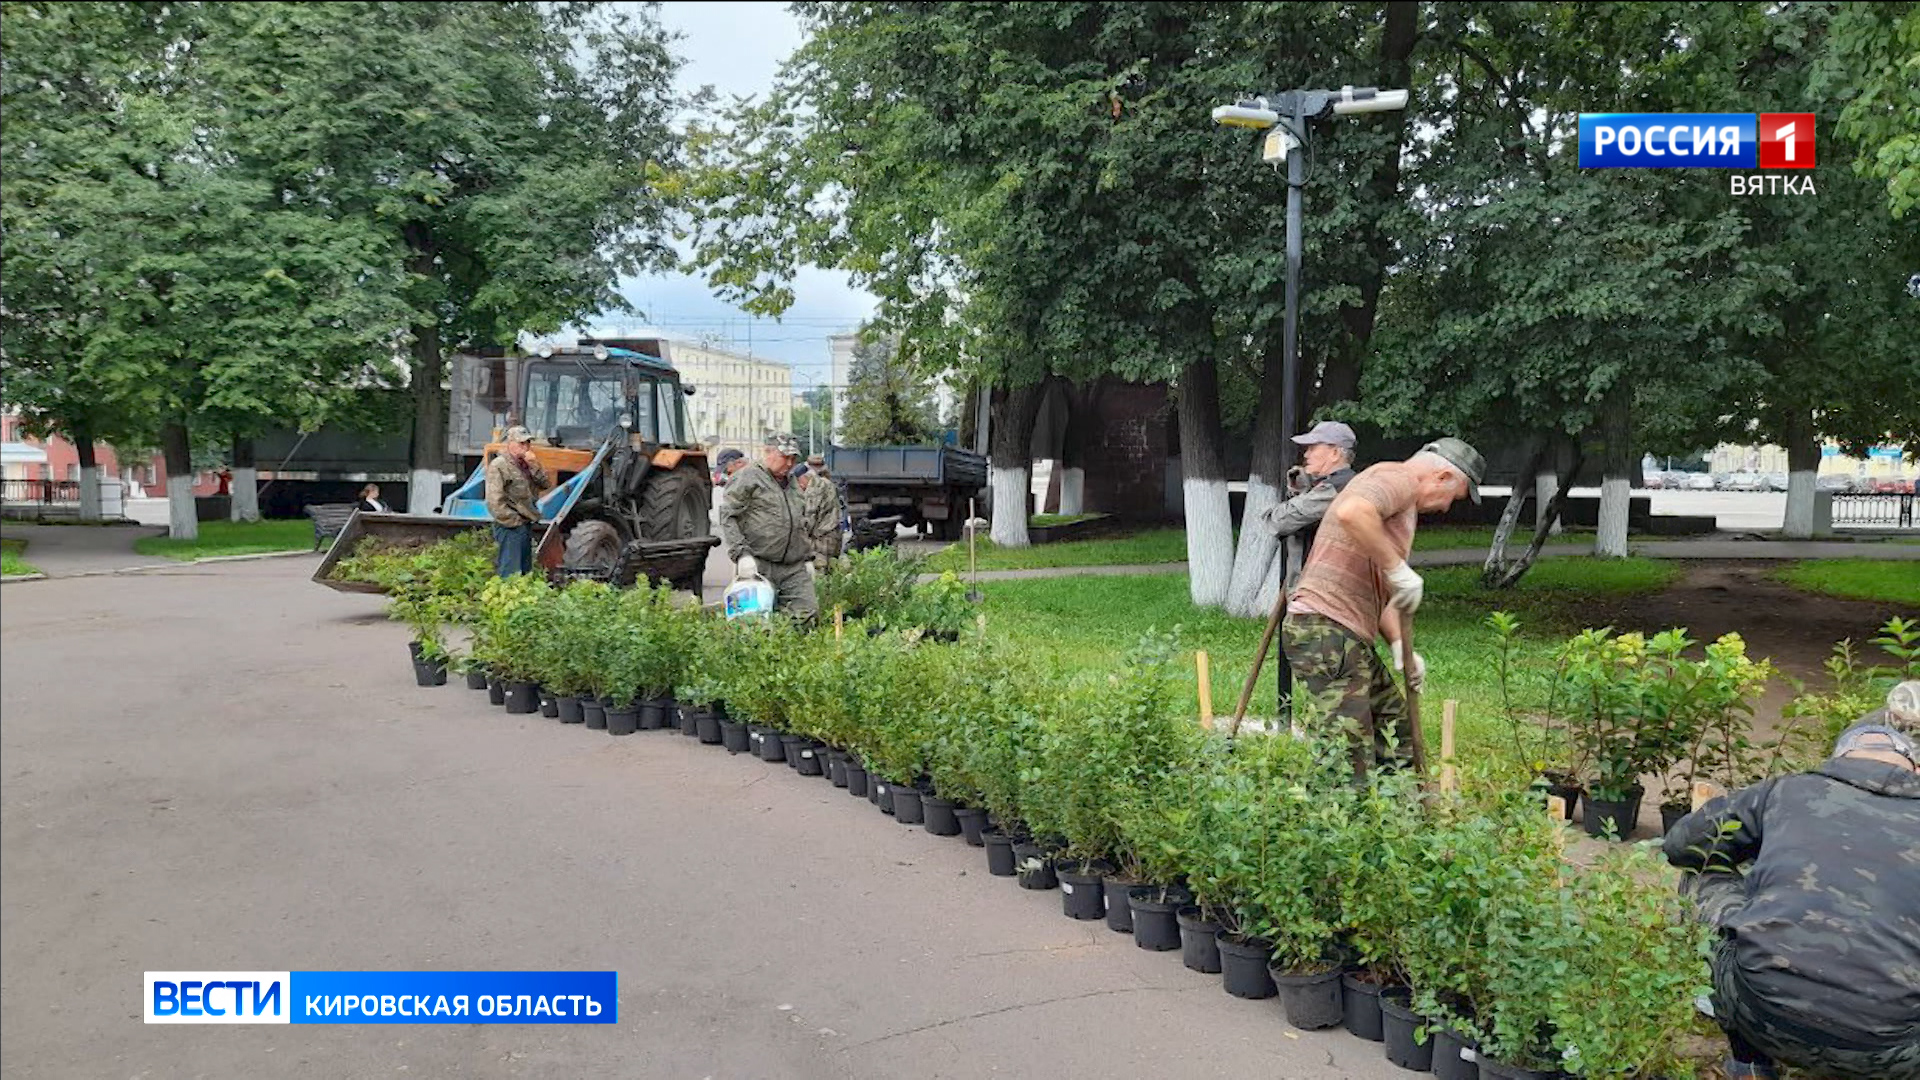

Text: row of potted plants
xmin=402 ymin=575 xmax=1716 ymax=1080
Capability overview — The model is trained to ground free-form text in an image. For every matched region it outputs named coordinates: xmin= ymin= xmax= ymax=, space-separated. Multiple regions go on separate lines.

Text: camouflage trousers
xmin=1687 ymin=873 xmax=1920 ymax=1080
xmin=1280 ymin=614 xmax=1412 ymax=778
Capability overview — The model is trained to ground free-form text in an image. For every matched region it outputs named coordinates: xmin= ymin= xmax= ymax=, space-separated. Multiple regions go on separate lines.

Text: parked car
xmin=1643 ymin=471 xmax=1667 ymax=489
xmin=1870 ymin=477 xmax=1916 ymax=494
xmin=1686 ymin=472 xmax=1718 ymax=491
xmin=1816 ymin=474 xmax=1855 ymax=493
xmin=1726 ymin=471 xmax=1767 ymax=492
xmin=1765 ymin=472 xmax=1789 ymax=492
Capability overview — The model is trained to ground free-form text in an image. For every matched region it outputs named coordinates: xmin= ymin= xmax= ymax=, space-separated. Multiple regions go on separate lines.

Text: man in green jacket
xmin=719 ymin=434 xmax=817 ymax=619
xmin=799 ymin=454 xmax=844 ymax=571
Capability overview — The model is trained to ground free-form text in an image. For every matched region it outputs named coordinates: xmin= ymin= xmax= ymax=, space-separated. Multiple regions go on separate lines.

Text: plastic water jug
xmin=723 ymin=577 xmax=776 ymax=620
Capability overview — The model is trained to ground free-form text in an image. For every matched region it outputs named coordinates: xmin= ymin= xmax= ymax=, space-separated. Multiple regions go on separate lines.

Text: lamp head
xmin=1212 ymin=100 xmax=1280 ymax=129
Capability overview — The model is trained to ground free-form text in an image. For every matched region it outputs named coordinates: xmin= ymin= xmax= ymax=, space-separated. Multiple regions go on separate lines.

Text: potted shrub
xmin=1665 ymin=633 xmax=1777 ymax=831
xmin=1328 ymin=764 xmax=1425 ymax=1042
xmin=1242 ymin=734 xmax=1352 ymax=1030
xmin=1487 ymin=612 xmax=1582 ymax=817
xmin=1558 ymin=628 xmax=1687 ymax=840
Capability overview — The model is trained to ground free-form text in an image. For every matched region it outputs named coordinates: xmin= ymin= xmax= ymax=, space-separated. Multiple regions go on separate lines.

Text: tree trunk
xmin=74 ymin=421 xmax=102 ymax=522
xmin=1492 ymin=442 xmax=1587 ymax=588
xmin=1596 ymin=388 xmax=1632 ymax=558
xmin=229 ymin=434 xmax=260 ymax=522
xmin=161 ymin=421 xmax=198 ymax=541
xmin=1782 ymin=409 xmax=1819 ymax=539
xmin=1225 ymin=345 xmax=1289 ymax=616
xmin=1178 ymin=357 xmax=1234 ymax=608
xmin=406 ymin=226 xmax=447 ymax=515
xmin=1483 ymin=437 xmax=1548 ymax=585
xmin=1536 ymin=449 xmax=1564 ymax=536
xmin=1057 ymin=379 xmax=1102 ymax=517
xmin=987 ymin=383 xmax=1045 ymax=547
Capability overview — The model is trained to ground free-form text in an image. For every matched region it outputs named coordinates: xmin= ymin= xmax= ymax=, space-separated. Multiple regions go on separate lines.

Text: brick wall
xmin=1079 ymin=378 xmax=1175 ymax=522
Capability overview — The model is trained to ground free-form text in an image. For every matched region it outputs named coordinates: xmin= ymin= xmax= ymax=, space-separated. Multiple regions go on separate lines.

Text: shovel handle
xmin=1403 ymin=614 xmax=1428 ymax=779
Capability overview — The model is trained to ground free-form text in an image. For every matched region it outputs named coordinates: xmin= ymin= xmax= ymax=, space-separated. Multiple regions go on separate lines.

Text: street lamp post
xmin=1212 ymin=85 xmax=1408 ymax=721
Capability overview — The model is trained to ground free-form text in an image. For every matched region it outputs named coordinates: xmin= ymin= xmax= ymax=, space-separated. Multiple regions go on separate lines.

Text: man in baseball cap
xmin=717 ymin=434 xmax=817 ymax=619
xmin=1280 ymin=434 xmax=1484 ymax=777
xmin=1664 ymin=718 xmax=1919 ymax=1080
xmin=484 ymin=425 xmax=550 ymax=577
xmin=1258 ymin=420 xmax=1362 ymax=586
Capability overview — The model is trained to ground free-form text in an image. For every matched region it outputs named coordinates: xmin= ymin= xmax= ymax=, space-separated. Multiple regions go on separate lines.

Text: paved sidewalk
xmin=0 ymin=522 xmax=171 ymax=578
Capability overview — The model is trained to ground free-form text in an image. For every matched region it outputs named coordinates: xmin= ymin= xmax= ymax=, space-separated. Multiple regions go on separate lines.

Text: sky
xmin=590 ymin=2 xmax=876 ymax=384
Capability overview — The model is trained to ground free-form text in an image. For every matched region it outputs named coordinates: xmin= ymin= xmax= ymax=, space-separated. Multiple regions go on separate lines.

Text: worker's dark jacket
xmin=719 ymin=461 xmax=811 ymax=565
xmin=1664 ymin=758 xmax=1920 ymax=1048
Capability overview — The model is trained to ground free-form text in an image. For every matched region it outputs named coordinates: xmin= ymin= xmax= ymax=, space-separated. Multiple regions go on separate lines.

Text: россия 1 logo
xmin=1579 ymin=112 xmax=1815 ymax=195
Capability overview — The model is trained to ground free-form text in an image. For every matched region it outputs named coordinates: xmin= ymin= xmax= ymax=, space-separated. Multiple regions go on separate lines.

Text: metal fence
xmin=0 ymin=478 xmax=80 ymax=504
xmin=1832 ymin=492 xmax=1916 ymax=529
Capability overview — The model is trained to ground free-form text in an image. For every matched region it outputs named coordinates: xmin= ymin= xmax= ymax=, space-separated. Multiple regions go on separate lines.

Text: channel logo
xmin=145 ymin=971 xmax=618 ymax=1024
xmin=1579 ymin=113 xmax=1814 ymax=169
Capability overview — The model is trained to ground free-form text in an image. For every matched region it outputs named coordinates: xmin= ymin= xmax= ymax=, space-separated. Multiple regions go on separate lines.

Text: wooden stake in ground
xmin=1440 ymin=699 xmax=1458 ymax=795
xmin=834 ymin=605 xmax=844 ymax=641
xmin=1403 ymin=614 xmax=1429 ymax=777
xmin=1196 ymin=651 xmax=1214 ymax=731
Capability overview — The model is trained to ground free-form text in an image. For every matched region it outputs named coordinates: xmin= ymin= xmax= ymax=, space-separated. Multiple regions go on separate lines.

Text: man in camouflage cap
xmin=797 ymin=454 xmax=844 ymax=571
xmin=1280 ymin=437 xmax=1484 ymax=777
xmin=1664 ymin=722 xmax=1920 ymax=1079
xmin=484 ymin=425 xmax=550 ymax=578
xmin=718 ymin=434 xmax=817 ymax=619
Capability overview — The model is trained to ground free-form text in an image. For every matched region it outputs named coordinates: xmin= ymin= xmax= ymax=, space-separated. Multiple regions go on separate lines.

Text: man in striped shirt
xmin=1280 ymin=438 xmax=1485 ymax=777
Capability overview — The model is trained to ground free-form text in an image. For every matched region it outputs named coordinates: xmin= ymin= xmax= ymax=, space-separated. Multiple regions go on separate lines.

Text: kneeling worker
xmin=1281 ymin=438 xmax=1484 ymax=777
xmin=1664 ymin=723 xmax=1920 ymax=1080
xmin=719 ymin=434 xmax=818 ymax=619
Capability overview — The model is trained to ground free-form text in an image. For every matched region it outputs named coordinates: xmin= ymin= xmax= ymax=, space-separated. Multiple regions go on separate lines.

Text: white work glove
xmin=734 ymin=555 xmax=759 ymax=579
xmin=1393 ymin=639 xmax=1427 ymax=693
xmin=1385 ymin=561 xmax=1424 ymax=614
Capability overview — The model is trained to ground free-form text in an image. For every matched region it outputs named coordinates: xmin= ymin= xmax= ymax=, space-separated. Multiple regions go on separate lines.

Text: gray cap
xmin=714 ymin=447 xmax=744 ymax=468
xmin=1292 ymin=421 xmax=1357 ymax=450
xmin=764 ymin=433 xmax=800 ymax=457
xmin=503 ymin=425 xmax=534 ymax=444
xmin=1420 ymin=437 xmax=1486 ymax=504
xmin=1833 ymin=722 xmax=1917 ymax=766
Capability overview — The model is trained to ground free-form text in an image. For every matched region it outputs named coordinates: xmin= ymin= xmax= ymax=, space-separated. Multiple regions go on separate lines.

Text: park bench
xmin=305 ymin=503 xmax=358 ymax=551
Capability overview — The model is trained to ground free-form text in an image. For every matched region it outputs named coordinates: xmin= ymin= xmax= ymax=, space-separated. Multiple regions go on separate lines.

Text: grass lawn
xmin=924 ymin=528 xmax=1189 ymax=572
xmin=1776 ymin=559 xmax=1920 ymax=606
xmin=1 ymin=537 xmax=41 ymax=576
xmin=1411 ymin=525 xmax=1589 ymax=552
xmin=979 ymin=557 xmax=1682 ymax=767
xmin=132 ymin=519 xmax=315 ymax=561
xmin=1030 ymin=513 xmax=1106 ymax=527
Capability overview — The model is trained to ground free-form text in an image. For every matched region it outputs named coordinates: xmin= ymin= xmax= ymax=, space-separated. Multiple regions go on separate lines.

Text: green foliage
xmin=469 ymin=574 xmax=550 ymax=681
xmin=838 ymin=332 xmax=941 ymax=446
xmin=816 ymin=547 xmax=974 ymax=638
xmin=1813 ymin=2 xmax=1920 ymax=219
xmin=1784 ymin=616 xmax=1920 ymax=755
xmin=1778 ymin=560 xmax=1920 ymax=606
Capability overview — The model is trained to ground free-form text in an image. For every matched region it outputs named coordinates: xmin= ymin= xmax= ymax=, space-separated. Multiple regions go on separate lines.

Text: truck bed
xmin=827 ymin=445 xmax=987 ymax=488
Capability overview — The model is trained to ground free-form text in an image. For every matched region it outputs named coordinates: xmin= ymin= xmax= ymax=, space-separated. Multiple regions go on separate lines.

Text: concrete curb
xmin=187 ymin=549 xmax=318 ymax=566
xmin=1 ymin=572 xmax=49 ymax=584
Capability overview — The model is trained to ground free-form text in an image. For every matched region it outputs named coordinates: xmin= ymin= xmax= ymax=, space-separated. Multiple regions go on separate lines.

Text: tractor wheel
xmin=638 ymin=463 xmax=713 ymax=542
xmin=562 ymin=518 xmax=626 ymax=580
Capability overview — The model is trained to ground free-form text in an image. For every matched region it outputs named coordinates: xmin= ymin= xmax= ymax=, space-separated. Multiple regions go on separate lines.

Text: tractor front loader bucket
xmin=312 ymin=511 xmax=492 ymax=594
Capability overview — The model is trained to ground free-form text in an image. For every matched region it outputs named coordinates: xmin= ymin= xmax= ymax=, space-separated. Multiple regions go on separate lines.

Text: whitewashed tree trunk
xmin=230 ymin=467 xmax=260 ymax=522
xmin=408 ymin=468 xmax=442 ymax=514
xmin=988 ymin=465 xmax=1030 ymax=547
xmin=1224 ymin=474 xmax=1284 ymax=617
xmin=1596 ymin=477 xmax=1630 ymax=557
xmin=1058 ymin=467 xmax=1084 ymax=516
xmin=1185 ymin=476 xmax=1234 ymax=607
xmin=78 ymin=465 xmax=103 ymax=521
xmin=1535 ymin=468 xmax=1562 ymax=535
xmin=167 ymin=481 xmax=198 ymax=540
xmin=1781 ymin=412 xmax=1819 ymax=539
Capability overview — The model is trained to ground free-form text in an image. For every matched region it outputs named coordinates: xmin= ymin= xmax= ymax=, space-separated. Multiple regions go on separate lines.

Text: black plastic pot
xmin=605 ymin=706 xmax=639 ymax=736
xmin=874 ymin=779 xmax=896 ymax=815
xmin=1583 ymin=786 xmax=1644 ymax=840
xmin=783 ymin=737 xmax=802 ymax=768
xmin=679 ymin=704 xmax=700 ymax=739
xmin=845 ymin=762 xmax=869 ymax=797
xmin=1217 ymin=934 xmax=1277 ymax=999
xmin=795 ymin=742 xmax=824 ymax=777
xmin=752 ymin=728 xmax=784 ymax=762
xmin=1013 ymin=842 xmax=1056 ymax=889
xmin=1660 ymin=801 xmax=1689 ymax=836
xmin=1343 ymin=972 xmax=1390 ymax=1042
xmin=697 ymin=712 xmax=723 ymax=745
xmin=956 ymin=807 xmax=987 ymax=846
xmin=1477 ymin=1056 xmax=1558 ymax=1080
xmin=505 ymin=680 xmax=540 ymax=714
xmin=1177 ymin=906 xmax=1224 ymax=973
xmin=720 ymin=719 xmax=749 ymax=752
xmin=1431 ymin=1026 xmax=1481 ymax=1080
xmin=1129 ymin=888 xmax=1186 ymax=951
xmin=638 ymin=700 xmax=666 ymax=730
xmin=412 ymin=658 xmax=448 ymax=686
xmin=1380 ymin=992 xmax=1434 ymax=1072
xmin=921 ymin=796 xmax=960 ymax=836
xmin=1056 ymin=860 xmax=1109 ymax=921
xmin=539 ymin=691 xmax=559 ymax=718
xmin=1104 ymin=877 xmax=1141 ymax=933
xmin=582 ymin=700 xmax=607 ymax=730
xmin=1272 ymin=966 xmax=1344 ymax=1030
xmin=892 ymin=785 xmax=924 ymax=823
xmin=487 ymin=677 xmax=506 ymax=706
xmin=1544 ymin=775 xmax=1581 ymax=821
xmin=465 ymin=668 xmax=490 ymax=691
xmin=983 ymin=830 xmax=1016 ymax=877
xmin=557 ymin=695 xmax=585 ymax=724
xmin=827 ymin=753 xmax=848 ymax=786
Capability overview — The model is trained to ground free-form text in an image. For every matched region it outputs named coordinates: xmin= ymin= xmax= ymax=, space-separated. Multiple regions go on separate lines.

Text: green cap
xmin=1421 ymin=437 xmax=1486 ymax=504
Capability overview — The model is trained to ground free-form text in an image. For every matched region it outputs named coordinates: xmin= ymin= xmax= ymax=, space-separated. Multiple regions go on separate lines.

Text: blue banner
xmin=1579 ymin=113 xmax=1756 ymax=168
xmin=288 ymin=971 xmax=617 ymax=1024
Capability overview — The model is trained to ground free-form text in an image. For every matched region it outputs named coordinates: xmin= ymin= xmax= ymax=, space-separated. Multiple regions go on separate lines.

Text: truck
xmin=314 ymin=344 xmax=717 ymax=594
xmin=825 ymin=443 xmax=988 ymax=542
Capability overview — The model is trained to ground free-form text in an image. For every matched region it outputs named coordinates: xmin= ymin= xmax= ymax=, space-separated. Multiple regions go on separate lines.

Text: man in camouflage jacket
xmin=719 ymin=434 xmax=817 ymax=619
xmin=1664 ymin=722 xmax=1920 ymax=1080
